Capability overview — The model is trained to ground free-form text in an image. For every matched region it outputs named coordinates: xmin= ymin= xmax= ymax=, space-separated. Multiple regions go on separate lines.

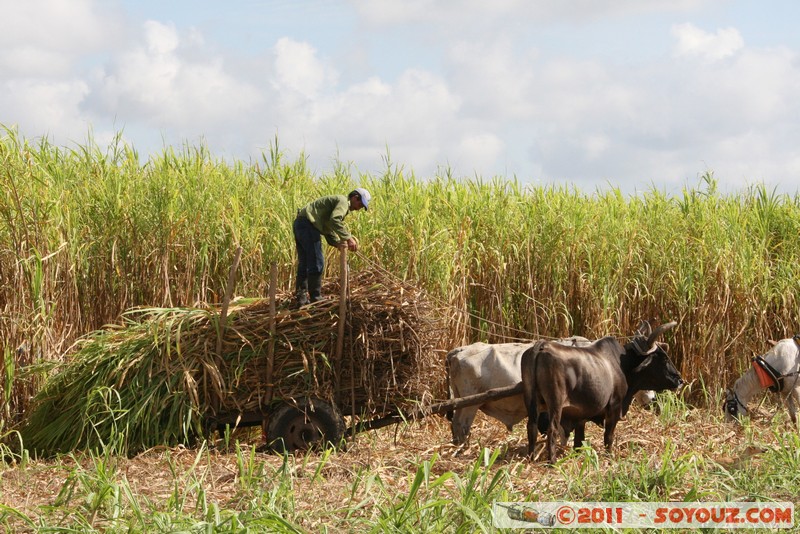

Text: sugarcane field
xmin=2 ymin=134 xmax=800 ymax=532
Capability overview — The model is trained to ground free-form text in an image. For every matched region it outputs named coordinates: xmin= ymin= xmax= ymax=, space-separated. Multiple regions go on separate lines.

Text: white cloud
xmin=142 ymin=19 xmax=180 ymax=55
xmin=265 ymin=66 xmax=464 ymax=174
xmin=273 ymin=38 xmax=337 ymax=99
xmin=584 ymin=134 xmax=612 ymax=160
xmin=433 ymin=18 xmax=798 ymax=193
xmin=90 ymin=20 xmax=262 ymax=129
xmin=0 ymin=0 xmax=124 ymax=144
xmin=352 ymin=0 xmax=715 ymax=29
xmin=0 ymin=79 xmax=90 ymax=138
xmin=671 ymin=23 xmax=744 ymax=61
xmin=453 ymin=133 xmax=505 ymax=173
xmin=0 ymin=46 xmax=70 ymax=78
xmin=0 ymin=0 xmax=124 ymax=76
xmin=1 ymin=0 xmax=800 ymax=195
xmin=447 ymin=38 xmax=538 ymax=120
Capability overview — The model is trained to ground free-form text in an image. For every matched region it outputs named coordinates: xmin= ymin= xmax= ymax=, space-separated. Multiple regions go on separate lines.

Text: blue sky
xmin=2 ymin=0 xmax=800 ymax=195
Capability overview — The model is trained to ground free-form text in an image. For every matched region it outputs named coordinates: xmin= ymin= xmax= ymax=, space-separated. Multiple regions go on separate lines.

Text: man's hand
xmin=338 ymin=238 xmax=358 ymax=252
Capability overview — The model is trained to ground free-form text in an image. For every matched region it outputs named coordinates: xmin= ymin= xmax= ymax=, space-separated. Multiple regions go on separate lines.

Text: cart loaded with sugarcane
xmin=18 ymin=250 xmax=520 ymax=456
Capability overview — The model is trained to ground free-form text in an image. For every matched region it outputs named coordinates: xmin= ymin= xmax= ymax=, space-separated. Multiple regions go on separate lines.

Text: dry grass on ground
xmin=1 ymin=401 xmax=790 ymax=524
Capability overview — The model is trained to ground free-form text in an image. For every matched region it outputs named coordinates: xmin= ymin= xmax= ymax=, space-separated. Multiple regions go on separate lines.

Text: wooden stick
xmin=345 ymin=382 xmax=524 ymax=435
xmin=334 ymin=247 xmax=348 ymax=404
xmin=265 ymin=262 xmax=277 ymax=406
xmin=348 ymin=278 xmax=356 ymax=441
xmin=216 ymin=246 xmax=242 ymax=357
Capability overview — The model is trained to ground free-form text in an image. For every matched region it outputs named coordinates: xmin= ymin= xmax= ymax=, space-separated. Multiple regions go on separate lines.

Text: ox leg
xmin=522 ymin=351 xmax=540 ymax=458
xmin=524 ymin=393 xmax=540 ymax=457
xmin=787 ymin=388 xmax=800 ymax=428
xmin=524 ymin=391 xmax=540 ymax=457
xmin=547 ymin=409 xmax=563 ymax=463
xmin=573 ymin=421 xmax=586 ymax=450
xmin=451 ymin=406 xmax=479 ymax=445
xmin=526 ymin=414 xmax=539 ymax=457
xmin=603 ymin=417 xmax=619 ymax=452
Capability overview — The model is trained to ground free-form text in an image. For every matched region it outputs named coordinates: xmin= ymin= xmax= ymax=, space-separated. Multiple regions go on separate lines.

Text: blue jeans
xmin=293 ymin=216 xmax=324 ymax=281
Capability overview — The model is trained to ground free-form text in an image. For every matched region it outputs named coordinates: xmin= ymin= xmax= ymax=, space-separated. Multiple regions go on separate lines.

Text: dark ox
xmin=446 ymin=338 xmax=657 ymax=445
xmin=522 ymin=321 xmax=683 ymax=462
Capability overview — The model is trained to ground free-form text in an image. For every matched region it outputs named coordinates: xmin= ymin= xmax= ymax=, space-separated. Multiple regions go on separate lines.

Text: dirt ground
xmin=2 ymin=399 xmax=787 ymax=521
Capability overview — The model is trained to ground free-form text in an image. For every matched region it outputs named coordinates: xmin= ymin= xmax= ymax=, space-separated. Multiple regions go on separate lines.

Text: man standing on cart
xmin=292 ymin=188 xmax=371 ymax=307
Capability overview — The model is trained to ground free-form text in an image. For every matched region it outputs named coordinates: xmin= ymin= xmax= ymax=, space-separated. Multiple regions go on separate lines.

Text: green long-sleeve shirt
xmin=298 ymin=195 xmax=353 ymax=246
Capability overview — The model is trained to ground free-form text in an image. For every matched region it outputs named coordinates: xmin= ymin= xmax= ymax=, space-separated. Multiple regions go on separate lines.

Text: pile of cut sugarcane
xmin=19 ymin=269 xmax=448 ymax=456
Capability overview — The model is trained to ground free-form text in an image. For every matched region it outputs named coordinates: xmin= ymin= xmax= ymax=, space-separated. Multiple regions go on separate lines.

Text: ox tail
xmin=521 ymin=341 xmax=548 ymax=434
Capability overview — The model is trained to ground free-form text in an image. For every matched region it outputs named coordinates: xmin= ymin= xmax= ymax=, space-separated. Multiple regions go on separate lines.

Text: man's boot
xmin=293 ymin=277 xmax=309 ymax=308
xmin=308 ymin=273 xmax=325 ymax=303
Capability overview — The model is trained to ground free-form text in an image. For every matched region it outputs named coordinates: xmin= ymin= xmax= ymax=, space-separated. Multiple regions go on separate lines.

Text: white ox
xmin=724 ymin=337 xmax=800 ymax=426
xmin=447 ymin=339 xmax=656 ymax=444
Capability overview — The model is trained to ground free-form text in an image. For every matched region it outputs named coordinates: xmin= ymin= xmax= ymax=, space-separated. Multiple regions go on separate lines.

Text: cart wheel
xmin=265 ymin=398 xmax=345 ymax=453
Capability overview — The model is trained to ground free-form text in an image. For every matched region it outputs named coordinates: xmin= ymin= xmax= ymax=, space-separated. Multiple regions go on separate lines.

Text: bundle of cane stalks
xmin=19 ymin=269 xmax=448 ymax=455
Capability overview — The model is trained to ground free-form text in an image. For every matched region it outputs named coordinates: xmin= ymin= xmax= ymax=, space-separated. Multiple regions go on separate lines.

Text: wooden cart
xmin=204 ymin=253 xmax=524 ymax=452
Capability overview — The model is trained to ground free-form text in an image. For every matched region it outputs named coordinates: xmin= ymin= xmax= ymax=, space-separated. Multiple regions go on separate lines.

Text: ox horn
xmin=636 ymin=321 xmax=652 ymax=338
xmin=646 ymin=321 xmax=678 ymax=348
